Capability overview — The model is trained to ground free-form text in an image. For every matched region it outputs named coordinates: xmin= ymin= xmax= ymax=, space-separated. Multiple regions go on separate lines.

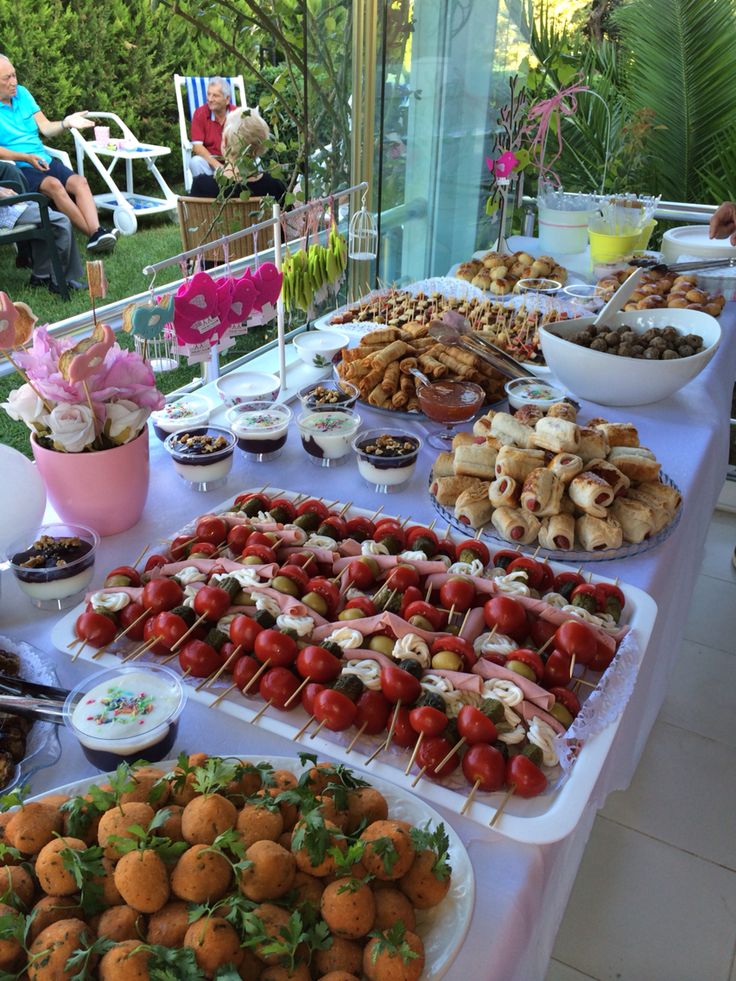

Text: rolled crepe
xmin=538 ymin=513 xmax=576 ymax=551
xmin=607 ymin=446 xmax=661 ymax=482
xmin=455 ymin=487 xmax=494 ymax=529
xmin=495 ymin=445 xmax=547 ymax=482
xmin=454 ymin=442 xmax=498 ymax=479
xmin=569 ymin=471 xmax=615 ymax=517
xmin=576 ymin=514 xmax=623 ymax=551
xmin=520 ymin=468 xmax=564 ymax=517
xmin=546 ymin=452 xmax=584 ymax=484
xmin=491 ymin=411 xmax=536 ymax=449
xmin=577 ymin=427 xmax=609 ymax=463
xmin=488 ymin=475 xmax=520 ymax=509
xmin=532 ymin=416 xmax=581 ymax=454
xmin=491 ymin=506 xmax=541 ymax=545
xmin=609 ymin=496 xmax=657 ymax=543
xmin=593 ymin=421 xmax=639 ymax=447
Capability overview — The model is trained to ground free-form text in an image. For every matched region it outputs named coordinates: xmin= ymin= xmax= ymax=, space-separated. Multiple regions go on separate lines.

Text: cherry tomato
xmin=507 ymin=754 xmax=547 ymax=798
xmin=345 ymin=516 xmax=375 ymax=542
xmin=179 ymin=639 xmax=221 ymax=677
xmin=380 ymin=664 xmax=421 ymax=705
xmin=195 ymin=515 xmax=228 ymax=545
xmin=409 ymin=706 xmax=448 ymax=737
xmin=462 ymin=743 xmax=505 ymax=792
xmin=430 ymin=635 xmax=477 ymax=670
xmin=104 ymin=565 xmax=141 ymax=588
xmin=217 ymin=641 xmax=238 ymax=670
xmin=269 ymin=498 xmax=297 ymax=523
xmin=188 ymin=542 xmax=217 ymax=558
xmin=344 ymin=596 xmax=377 ymax=618
xmin=439 ymin=577 xmax=476 ymax=613
xmin=594 ymin=582 xmax=625 ymax=608
xmin=454 ymin=539 xmax=490 ymax=566
xmin=549 ymin=687 xmax=581 ymax=717
xmin=302 ymin=682 xmax=327 ymax=715
xmin=246 ymin=530 xmax=275 ymax=548
xmin=313 ymin=689 xmax=358 ymax=731
xmin=295 ymin=645 xmax=342 ymax=683
xmin=318 ymin=516 xmax=347 ymax=541
xmin=345 ymin=560 xmax=376 ymax=591
xmin=536 ymin=562 xmax=555 ymax=594
xmin=405 ymin=526 xmax=438 ymax=555
xmin=403 ymin=601 xmax=444 ymax=631
xmin=141 ymin=578 xmax=183 ymax=614
xmin=278 ymin=564 xmax=310 ymax=592
xmin=434 ymin=539 xmax=457 ymax=561
xmin=588 ymin=637 xmax=616 ymax=673
xmin=416 ymin=736 xmax=459 ymax=780
xmin=117 ymin=601 xmax=149 ymax=641
xmin=390 ymin=706 xmax=416 ymax=748
xmin=295 ymin=499 xmax=330 ymax=520
xmin=143 ymin=553 xmax=168 ymax=573
xmin=507 ymin=647 xmax=544 ymax=683
xmin=242 ymin=543 xmax=278 ymax=565
xmin=355 ymin=690 xmax=391 ymax=735
xmin=170 ymin=535 xmax=193 ymax=561
xmin=373 ymin=519 xmax=403 ymax=538
xmin=259 ymin=667 xmax=300 ymax=710
xmin=399 ymin=586 xmax=424 ymax=616
xmin=253 ymin=629 xmax=298 ymax=667
xmin=229 ymin=615 xmax=263 ymax=653
xmin=570 ymin=583 xmax=600 ymax=613
xmin=193 ymin=585 xmax=232 ymax=622
xmin=233 ymin=655 xmax=261 ymax=691
xmin=554 ymin=620 xmax=597 ymax=666
xmin=457 ymin=705 xmax=498 ymax=744
xmin=226 ymin=524 xmax=252 ymax=554
xmin=553 ymin=571 xmax=586 ymax=599
xmin=286 ymin=551 xmax=317 ymax=569
xmin=234 ymin=492 xmax=270 ymax=512
xmin=74 ymin=611 xmax=117 ymax=648
xmin=594 ymin=582 xmax=625 ymax=621
xmin=306 ymin=578 xmax=340 ymax=617
xmin=543 ymin=649 xmax=574 ymax=688
xmin=385 ymin=564 xmax=420 ymax=593
xmin=144 ymin=611 xmax=188 ymax=654
xmin=529 ymin=617 xmax=557 ymax=651
xmin=506 ymin=557 xmax=545 ymax=589
xmin=493 ymin=549 xmax=522 ymax=570
xmin=483 ymin=596 xmax=528 ymax=643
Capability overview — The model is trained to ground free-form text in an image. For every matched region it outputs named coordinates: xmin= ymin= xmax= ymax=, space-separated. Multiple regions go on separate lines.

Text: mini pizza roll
xmin=607 ymin=446 xmax=661 ymax=482
xmin=495 ymin=445 xmax=547 ymax=482
xmin=546 ymin=452 xmax=584 ymax=484
xmin=577 ymin=427 xmax=609 ymax=463
xmin=488 ymin=475 xmax=520 ymax=509
xmin=585 ymin=458 xmax=630 ymax=496
xmin=491 ymin=506 xmax=541 ymax=545
xmin=532 ymin=417 xmax=581 ymax=454
xmin=491 ymin=412 xmax=536 ymax=449
xmin=520 ymin=468 xmax=564 ymax=516
xmin=454 ymin=486 xmax=494 ymax=529
xmin=593 ymin=422 xmax=639 ymax=447
xmin=431 ymin=475 xmax=487 ymax=506
xmin=576 ymin=514 xmax=623 ymax=552
xmin=432 ymin=452 xmax=455 ymax=478
xmin=546 ymin=401 xmax=578 ymax=423
xmin=569 ymin=471 xmax=615 ymax=517
xmin=609 ymin=497 xmax=657 ymax=544
xmin=454 ymin=442 xmax=498 ymax=479
xmin=538 ymin=513 xmax=576 ymax=551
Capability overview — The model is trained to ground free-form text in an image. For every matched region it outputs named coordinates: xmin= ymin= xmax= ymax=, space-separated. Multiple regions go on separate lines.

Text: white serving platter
xmin=51 ymin=490 xmax=658 ymax=844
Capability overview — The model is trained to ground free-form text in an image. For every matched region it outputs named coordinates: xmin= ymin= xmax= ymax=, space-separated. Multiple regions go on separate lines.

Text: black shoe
xmin=15 ymin=243 xmax=33 ymax=269
xmin=29 ymin=275 xmax=66 ymax=295
xmin=87 ymin=227 xmax=117 ymax=254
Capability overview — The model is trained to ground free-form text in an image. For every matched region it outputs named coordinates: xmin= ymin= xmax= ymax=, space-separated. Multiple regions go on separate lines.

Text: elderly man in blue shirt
xmin=0 ymin=55 xmax=116 ymax=253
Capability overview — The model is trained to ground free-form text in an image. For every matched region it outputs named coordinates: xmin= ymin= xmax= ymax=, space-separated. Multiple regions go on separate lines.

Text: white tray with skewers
xmin=50 ymin=490 xmax=657 ymax=844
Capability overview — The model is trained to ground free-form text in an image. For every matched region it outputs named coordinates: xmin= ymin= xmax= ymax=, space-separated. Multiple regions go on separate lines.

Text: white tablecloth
xmin=2 ymin=303 xmax=735 ymax=981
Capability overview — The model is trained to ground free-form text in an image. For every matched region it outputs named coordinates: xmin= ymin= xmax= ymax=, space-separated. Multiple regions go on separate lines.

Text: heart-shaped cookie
xmin=0 ymin=292 xmax=18 ymax=350
xmin=12 ymin=302 xmax=38 ymax=346
xmin=59 ymin=324 xmax=115 ymax=383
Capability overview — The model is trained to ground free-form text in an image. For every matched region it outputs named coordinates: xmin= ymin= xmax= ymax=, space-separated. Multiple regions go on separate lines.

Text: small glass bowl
xmin=215 ymin=371 xmax=280 ymax=407
xmin=297 ymin=379 xmax=360 ymax=412
xmin=227 ymin=401 xmax=292 ymax=462
xmin=297 ymin=407 xmax=361 ymax=467
xmin=352 ymin=428 xmax=422 ymax=494
xmin=561 ymin=283 xmax=608 ymax=314
xmin=7 ymin=522 xmax=98 ymax=611
xmin=504 ymin=377 xmax=566 ymax=411
xmin=64 ymin=664 xmax=186 ymax=770
xmin=150 ymin=394 xmax=210 ymax=442
xmin=164 ymin=425 xmax=236 ymax=492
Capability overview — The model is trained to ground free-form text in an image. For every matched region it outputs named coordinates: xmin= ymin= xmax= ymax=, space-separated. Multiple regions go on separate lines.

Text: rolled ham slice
xmin=428 ymin=669 xmax=484 ymax=694
xmin=519 ymin=701 xmax=566 ymax=735
xmin=472 ymin=659 xmax=554 ymax=709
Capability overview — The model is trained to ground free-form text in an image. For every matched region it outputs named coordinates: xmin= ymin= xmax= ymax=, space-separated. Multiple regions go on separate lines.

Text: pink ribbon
xmin=527 ymin=79 xmax=590 ymax=186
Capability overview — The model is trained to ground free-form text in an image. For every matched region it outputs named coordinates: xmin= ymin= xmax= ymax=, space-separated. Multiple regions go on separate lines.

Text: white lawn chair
xmin=174 ymin=74 xmax=247 ymax=192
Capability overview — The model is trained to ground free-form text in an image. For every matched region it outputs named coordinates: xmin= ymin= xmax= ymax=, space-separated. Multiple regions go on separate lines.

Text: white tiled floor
xmin=546 ymin=508 xmax=736 ymax=981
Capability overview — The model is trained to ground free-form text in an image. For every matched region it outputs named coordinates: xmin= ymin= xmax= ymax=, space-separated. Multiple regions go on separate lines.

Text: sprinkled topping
xmin=303 ymin=413 xmax=356 ymax=433
xmin=85 ymin=685 xmax=156 ymax=727
xmin=235 ymin=411 xmax=286 ymax=430
xmin=160 ymin=401 xmax=203 ymax=420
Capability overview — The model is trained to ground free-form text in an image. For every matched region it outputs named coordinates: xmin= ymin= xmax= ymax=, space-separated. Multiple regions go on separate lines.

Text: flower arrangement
xmin=1 ymin=321 xmax=164 ymax=454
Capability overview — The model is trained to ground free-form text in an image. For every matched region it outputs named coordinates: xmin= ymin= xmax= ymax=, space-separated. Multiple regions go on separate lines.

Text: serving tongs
xmin=629 ymin=255 xmax=736 ymax=274
xmin=429 ymin=312 xmax=537 ymax=380
xmin=0 ymin=673 xmax=71 ymax=725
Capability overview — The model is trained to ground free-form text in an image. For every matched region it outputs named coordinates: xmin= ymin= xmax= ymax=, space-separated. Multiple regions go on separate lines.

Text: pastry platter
xmin=51 ymin=489 xmax=658 ymax=844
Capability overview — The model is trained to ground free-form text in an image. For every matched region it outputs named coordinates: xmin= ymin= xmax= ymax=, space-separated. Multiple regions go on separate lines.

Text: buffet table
xmin=2 ymin=302 xmax=735 ymax=981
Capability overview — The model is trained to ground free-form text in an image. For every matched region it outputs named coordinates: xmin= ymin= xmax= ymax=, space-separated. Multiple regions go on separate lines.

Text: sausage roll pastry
xmin=532 ymin=416 xmax=581 ymax=454
xmin=609 ymin=496 xmax=657 ymax=544
xmin=491 ymin=412 xmax=536 ymax=448
xmin=607 ymin=446 xmax=661 ymax=482
xmin=454 ymin=441 xmax=498 ymax=479
xmin=546 ymin=401 xmax=578 ymax=422
xmin=577 ymin=427 xmax=609 ymax=463
xmin=452 ymin=432 xmax=480 ymax=449
xmin=569 ymin=471 xmax=615 ymax=517
xmin=520 ymin=467 xmax=564 ymax=517
xmin=576 ymin=514 xmax=623 ymax=551
xmin=431 ymin=451 xmax=455 ymax=478
xmin=538 ymin=513 xmax=576 ymax=551
xmin=472 ymin=411 xmax=496 ymax=437
xmin=488 ymin=475 xmax=521 ymax=509
xmin=630 ymin=479 xmax=681 ymax=513
xmin=495 ymin=445 xmax=547 ymax=482
xmin=454 ymin=487 xmax=494 ymax=529
xmin=431 ymin=475 xmax=488 ymax=507
xmin=593 ymin=422 xmax=639 ymax=447
xmin=585 ymin=457 xmax=630 ymax=496
xmin=491 ymin=506 xmax=541 ymax=545
xmin=514 ymin=404 xmax=544 ymax=427
xmin=546 ymin=452 xmax=584 ymax=484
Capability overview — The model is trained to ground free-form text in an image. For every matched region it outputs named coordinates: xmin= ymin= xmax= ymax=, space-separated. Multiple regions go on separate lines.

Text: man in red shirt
xmin=189 ymin=77 xmax=234 ymax=180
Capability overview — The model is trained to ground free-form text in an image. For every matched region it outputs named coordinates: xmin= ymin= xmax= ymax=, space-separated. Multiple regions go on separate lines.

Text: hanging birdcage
xmin=348 ymin=189 xmax=378 ymax=260
xmin=134 ymin=324 xmax=180 ymax=373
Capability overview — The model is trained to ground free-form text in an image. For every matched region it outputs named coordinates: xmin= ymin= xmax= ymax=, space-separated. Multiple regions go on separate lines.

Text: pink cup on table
xmin=94 ymin=126 xmax=110 ymax=144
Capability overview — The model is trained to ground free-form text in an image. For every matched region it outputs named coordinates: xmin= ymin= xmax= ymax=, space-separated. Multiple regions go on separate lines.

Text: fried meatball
xmin=239 ymin=839 xmax=296 ymax=901
xmin=171 ymin=843 xmax=232 ymax=903
xmin=0 ymin=902 xmax=22 ymax=971
xmin=346 ymin=788 xmax=388 ymax=833
xmin=363 ymin=929 xmax=425 ymax=981
xmin=259 ymin=964 xmax=311 ymax=981
xmin=360 ymin=820 xmax=415 ymax=881
xmin=27 ymin=918 xmax=90 ymax=981
xmin=372 ymin=888 xmax=416 ymax=932
xmin=235 ymin=799 xmax=283 ymax=848
xmin=114 ymin=848 xmax=170 ymax=913
xmin=119 ymin=767 xmax=169 ymax=807
xmin=184 ymin=916 xmax=243 ymax=978
xmin=0 ymin=864 xmax=34 ymax=908
xmin=292 ymin=818 xmax=345 ymax=877
xmin=321 ymin=878 xmax=375 ymax=939
xmin=27 ymin=896 xmax=82 ymax=943
xmin=5 ymin=802 xmax=63 ymax=855
xmin=93 ymin=904 xmax=144 ymax=942
xmin=250 ymin=904 xmax=290 ymax=965
xmin=313 ymin=936 xmax=363 ymax=977
xmin=97 ymin=802 xmax=155 ymax=860
xmin=181 ymin=793 xmax=237 ymax=845
xmin=399 ymin=849 xmax=451 ymax=908
xmin=35 ymin=836 xmax=86 ymax=896
xmin=146 ymin=900 xmax=191 ymax=948
xmin=98 ymin=939 xmax=152 ymax=980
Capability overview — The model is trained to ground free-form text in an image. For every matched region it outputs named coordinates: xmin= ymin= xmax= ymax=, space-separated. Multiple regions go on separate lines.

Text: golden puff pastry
xmin=593 ymin=422 xmax=639 ymax=448
xmin=520 ymin=468 xmax=564 ymax=517
xmin=495 ymin=445 xmax=547 ymax=483
xmin=546 ymin=401 xmax=578 ymax=423
xmin=609 ymin=496 xmax=657 ymax=544
xmin=569 ymin=471 xmax=615 ymax=517
xmin=488 ymin=475 xmax=521 ymax=509
xmin=585 ymin=458 xmax=630 ymax=497
xmin=577 ymin=427 xmax=610 ymax=463
xmin=491 ymin=506 xmax=541 ymax=545
xmin=537 ymin=513 xmax=576 ymax=551
xmin=576 ymin=514 xmax=623 ymax=551
xmin=430 ymin=475 xmax=488 ymax=507
xmin=532 ymin=416 xmax=581 ymax=454
xmin=454 ymin=486 xmax=494 ymax=529
xmin=491 ymin=412 xmax=536 ymax=449
xmin=607 ymin=446 xmax=661 ymax=482
xmin=453 ymin=442 xmax=498 ymax=480
xmin=546 ymin=452 xmax=584 ymax=484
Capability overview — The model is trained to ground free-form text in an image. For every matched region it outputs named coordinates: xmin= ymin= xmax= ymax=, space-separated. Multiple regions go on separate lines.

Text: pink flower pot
xmin=31 ymin=429 xmax=150 ymax=537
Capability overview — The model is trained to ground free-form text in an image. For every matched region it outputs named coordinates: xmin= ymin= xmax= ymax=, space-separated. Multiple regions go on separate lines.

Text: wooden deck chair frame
xmin=177 ymin=195 xmax=272 ymax=266
xmin=174 ymin=74 xmax=247 ymax=192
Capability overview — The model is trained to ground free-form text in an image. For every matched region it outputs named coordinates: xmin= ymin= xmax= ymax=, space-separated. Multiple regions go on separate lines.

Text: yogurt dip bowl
xmin=64 ymin=664 xmax=185 ymax=770
xmin=227 ymin=401 xmax=292 ymax=461
xmin=7 ymin=523 xmax=98 ymax=611
xmin=150 ymin=394 xmax=210 ymax=441
xmin=292 ymin=329 xmax=350 ymax=368
xmin=164 ymin=425 xmax=236 ymax=491
xmin=297 ymin=408 xmax=361 ymax=467
xmin=215 ymin=370 xmax=280 ymax=407
xmin=352 ymin=428 xmax=421 ymax=493
xmin=504 ymin=377 xmax=567 ymax=412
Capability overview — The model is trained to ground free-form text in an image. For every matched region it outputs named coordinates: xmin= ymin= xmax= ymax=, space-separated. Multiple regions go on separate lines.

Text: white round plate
xmin=27 ymin=754 xmax=474 ymax=981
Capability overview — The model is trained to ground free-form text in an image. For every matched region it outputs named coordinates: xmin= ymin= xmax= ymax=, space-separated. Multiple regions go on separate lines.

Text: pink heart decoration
xmin=0 ymin=292 xmax=18 ymax=350
xmin=173 ymin=272 xmax=223 ymax=346
xmin=253 ymin=263 xmax=283 ymax=307
xmin=68 ymin=325 xmax=115 ymax=383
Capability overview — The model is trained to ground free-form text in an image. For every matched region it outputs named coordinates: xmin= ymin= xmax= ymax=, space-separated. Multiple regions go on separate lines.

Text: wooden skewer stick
xmin=251 ymin=699 xmax=272 ymax=724
xmin=124 ymin=637 xmax=160 ymax=663
xmin=169 ymin=613 xmax=208 ymax=653
xmin=459 ymin=608 xmax=472 ymax=635
xmin=573 ymin=676 xmax=597 ymax=689
xmin=569 ymin=654 xmax=576 ymax=679
xmin=443 ymin=525 xmax=452 ymax=540
xmin=434 ymin=737 xmax=466 ymax=773
xmin=345 ymin=722 xmax=367 ymax=754
xmin=405 ymin=733 xmax=424 ymax=775
xmin=424 ymin=582 xmax=433 ymax=602
xmin=93 ymin=610 xmax=150 ymax=661
xmin=0 ymin=350 xmax=53 ymax=412
xmin=66 ymin=636 xmax=82 ymax=650
xmin=210 ymin=683 xmax=237 ymax=709
xmin=337 ymin=501 xmax=352 ymax=518
xmin=461 ymin=778 xmax=482 ymax=816
xmin=532 ymin=546 xmax=541 ymax=559
xmin=241 ymin=659 xmax=269 ymax=694
xmin=537 ymin=634 xmax=556 ymax=657
xmin=489 ymin=785 xmax=516 ymax=829
xmin=70 ymin=639 xmax=90 ymax=662
xmin=428 ymin=519 xmax=437 ymax=531
xmin=131 ymin=543 xmax=150 ymax=569
xmin=364 ymin=734 xmax=389 ymax=766
xmin=369 ymin=506 xmax=384 ymax=523
xmin=309 ymin=718 xmax=328 ymax=740
xmin=284 ymin=676 xmax=310 ymax=709
xmin=411 ymin=765 xmax=427 ymax=788
xmin=474 ymin=526 xmax=484 ymax=540
xmin=293 ymin=715 xmax=315 ymax=741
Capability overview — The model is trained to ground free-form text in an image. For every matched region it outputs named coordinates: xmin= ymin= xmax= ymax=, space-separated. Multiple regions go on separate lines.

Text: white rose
xmin=1 ymin=384 xmax=50 ymax=430
xmin=105 ymin=399 xmax=149 ymax=445
xmin=48 ymin=403 xmax=96 ymax=452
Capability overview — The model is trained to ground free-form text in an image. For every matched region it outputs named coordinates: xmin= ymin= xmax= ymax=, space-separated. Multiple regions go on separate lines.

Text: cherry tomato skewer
xmin=195 ymin=644 xmax=242 ymax=692
xmin=284 ymin=676 xmax=310 ymax=709
xmin=91 ymin=608 xmax=149 ymax=661
xmin=345 ymin=723 xmax=367 ymax=754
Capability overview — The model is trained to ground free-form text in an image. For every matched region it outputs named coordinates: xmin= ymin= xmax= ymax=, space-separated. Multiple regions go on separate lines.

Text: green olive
xmin=368 ymin=635 xmax=395 ymax=656
xmin=104 ymin=574 xmax=131 ymax=587
xmin=549 ymin=703 xmax=574 ymax=729
xmin=408 ymin=615 xmax=434 ymax=631
xmin=234 ymin=590 xmax=254 ymax=606
xmin=271 ymin=576 xmax=302 ymax=597
xmin=338 ymin=608 xmax=365 ymax=621
xmin=241 ymin=555 xmax=263 ymax=566
xmin=505 ymin=659 xmax=536 ymax=682
xmin=360 ymin=556 xmax=380 ymax=576
xmin=301 ymin=591 xmax=329 ymax=616
xmin=431 ymin=651 xmax=463 ymax=671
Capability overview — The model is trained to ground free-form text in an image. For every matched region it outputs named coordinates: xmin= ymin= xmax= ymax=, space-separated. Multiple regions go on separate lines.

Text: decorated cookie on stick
xmin=0 ymin=292 xmax=51 ymax=410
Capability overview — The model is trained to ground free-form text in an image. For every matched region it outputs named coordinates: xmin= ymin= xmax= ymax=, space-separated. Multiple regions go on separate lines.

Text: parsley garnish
xmin=367 ymin=835 xmax=399 ymax=877
xmin=60 ymin=844 xmax=107 ymax=916
xmin=369 ymin=921 xmax=419 ymax=965
xmin=66 ymin=933 xmax=114 ymax=981
xmin=410 ymin=821 xmax=452 ymax=880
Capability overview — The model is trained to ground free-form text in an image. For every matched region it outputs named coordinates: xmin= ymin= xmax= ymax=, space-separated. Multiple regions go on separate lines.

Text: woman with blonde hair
xmin=189 ymin=106 xmax=286 ymax=203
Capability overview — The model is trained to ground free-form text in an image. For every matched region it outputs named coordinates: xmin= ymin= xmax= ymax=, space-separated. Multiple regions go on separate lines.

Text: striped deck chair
xmin=173 ymin=74 xmax=247 ymax=191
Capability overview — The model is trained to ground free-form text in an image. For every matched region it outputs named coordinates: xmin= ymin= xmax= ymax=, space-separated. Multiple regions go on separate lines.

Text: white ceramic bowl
xmin=539 ymin=308 xmax=721 ymax=406
xmin=292 ymin=329 xmax=350 ymax=368
xmin=661 ymin=225 xmax=736 ymax=264
xmin=215 ymin=371 xmax=280 ymax=407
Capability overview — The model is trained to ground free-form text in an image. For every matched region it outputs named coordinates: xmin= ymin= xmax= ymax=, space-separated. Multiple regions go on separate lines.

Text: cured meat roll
xmin=593 ymin=422 xmax=639 ymax=447
xmin=488 ymin=475 xmax=521 ymax=509
xmin=569 ymin=471 xmax=615 ymax=517
xmin=532 ymin=417 xmax=581 ymax=454
xmin=520 ymin=468 xmax=564 ymax=516
xmin=538 ymin=513 xmax=576 ymax=551
xmin=491 ymin=506 xmax=541 ymax=545
xmin=576 ymin=514 xmax=623 ymax=551
xmin=491 ymin=412 xmax=536 ymax=448
xmin=546 ymin=452 xmax=584 ymax=484
xmin=585 ymin=457 xmax=630 ymax=496
xmin=577 ymin=427 xmax=609 ymax=463
xmin=610 ymin=497 xmax=657 ymax=543
xmin=454 ymin=487 xmax=494 ymax=529
xmin=454 ymin=442 xmax=498 ymax=479
xmin=495 ymin=445 xmax=547 ymax=482
xmin=607 ymin=446 xmax=661 ymax=482
xmin=431 ymin=475 xmax=488 ymax=507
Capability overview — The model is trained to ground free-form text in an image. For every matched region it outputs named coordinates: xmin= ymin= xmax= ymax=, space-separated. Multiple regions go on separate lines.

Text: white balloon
xmin=0 ymin=445 xmax=47 ymax=553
